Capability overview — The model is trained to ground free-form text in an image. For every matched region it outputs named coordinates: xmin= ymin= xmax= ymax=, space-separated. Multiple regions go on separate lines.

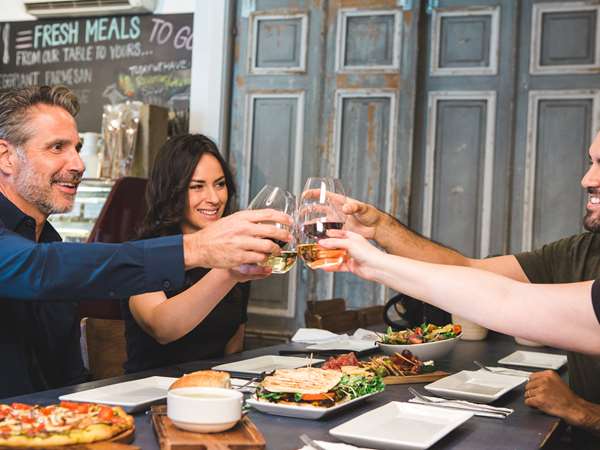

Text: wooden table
xmin=3 ymin=333 xmax=564 ymax=450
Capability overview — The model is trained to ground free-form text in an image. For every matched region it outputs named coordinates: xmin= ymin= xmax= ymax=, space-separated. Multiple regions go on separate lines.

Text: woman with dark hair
xmin=122 ymin=134 xmax=262 ymax=373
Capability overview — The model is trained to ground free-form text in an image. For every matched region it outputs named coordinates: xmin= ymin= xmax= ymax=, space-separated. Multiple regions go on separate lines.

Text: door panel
xmin=511 ymin=0 xmax=600 ymax=253
xmin=426 ymin=95 xmax=495 ymax=257
xmin=414 ymin=0 xmax=512 ymax=259
xmin=229 ymin=0 xmax=421 ymax=334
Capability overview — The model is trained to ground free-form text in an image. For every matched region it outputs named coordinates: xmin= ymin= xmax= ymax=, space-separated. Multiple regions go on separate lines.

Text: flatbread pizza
xmin=0 ymin=401 xmax=134 ymax=448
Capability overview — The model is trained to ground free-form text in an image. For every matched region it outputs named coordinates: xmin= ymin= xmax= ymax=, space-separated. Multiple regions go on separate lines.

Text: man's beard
xmin=13 ymin=153 xmax=80 ymax=216
xmin=583 ymin=209 xmax=600 ymax=233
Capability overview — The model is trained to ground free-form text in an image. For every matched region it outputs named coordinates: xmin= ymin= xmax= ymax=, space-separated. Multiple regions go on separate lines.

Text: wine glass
xmin=297 ymin=177 xmax=347 ymax=269
xmin=248 ymin=185 xmax=297 ymax=274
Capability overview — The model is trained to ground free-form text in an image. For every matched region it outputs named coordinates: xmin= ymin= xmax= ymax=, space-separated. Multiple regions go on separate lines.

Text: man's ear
xmin=0 ymin=139 xmax=17 ymax=176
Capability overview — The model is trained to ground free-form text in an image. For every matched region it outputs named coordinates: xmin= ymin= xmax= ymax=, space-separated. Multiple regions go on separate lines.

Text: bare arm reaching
xmin=340 ymin=199 xmax=529 ymax=282
xmin=320 ymin=231 xmax=600 ymax=354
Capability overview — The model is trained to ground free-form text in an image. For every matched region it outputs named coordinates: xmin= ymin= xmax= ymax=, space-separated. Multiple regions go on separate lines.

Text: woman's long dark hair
xmin=137 ymin=134 xmax=237 ymax=239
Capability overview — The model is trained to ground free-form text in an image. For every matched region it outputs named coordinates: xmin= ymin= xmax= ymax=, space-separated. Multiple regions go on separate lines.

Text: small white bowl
xmin=377 ymin=334 xmax=461 ymax=361
xmin=167 ymin=387 xmax=243 ymax=433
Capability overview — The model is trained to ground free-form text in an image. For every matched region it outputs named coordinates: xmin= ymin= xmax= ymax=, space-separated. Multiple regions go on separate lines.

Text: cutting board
xmin=151 ymin=405 xmax=265 ymax=450
xmin=383 ymin=370 xmax=450 ymax=385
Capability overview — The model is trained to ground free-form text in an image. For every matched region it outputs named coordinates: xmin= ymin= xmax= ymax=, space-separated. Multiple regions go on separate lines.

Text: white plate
xmin=306 ymin=339 xmax=377 ymax=353
xmin=59 ymin=376 xmax=177 ymax=413
xmin=212 ymin=355 xmax=323 ymax=376
xmin=329 ymin=402 xmax=472 ymax=450
xmin=498 ymin=351 xmax=568 ymax=370
xmin=424 ymin=370 xmax=527 ymax=403
xmin=377 ymin=335 xmax=460 ymax=361
xmin=477 ymin=366 xmax=532 ymax=378
xmin=246 ymin=392 xmax=380 ymax=420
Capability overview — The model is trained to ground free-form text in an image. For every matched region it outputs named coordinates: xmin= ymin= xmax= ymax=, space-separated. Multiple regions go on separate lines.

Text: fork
xmin=473 ymin=360 xmax=494 ymax=373
xmin=407 ymin=387 xmax=510 ymax=416
xmin=300 ymin=434 xmax=327 ymax=450
xmin=234 ymin=377 xmax=259 ymax=390
xmin=473 ymin=360 xmax=529 ymax=378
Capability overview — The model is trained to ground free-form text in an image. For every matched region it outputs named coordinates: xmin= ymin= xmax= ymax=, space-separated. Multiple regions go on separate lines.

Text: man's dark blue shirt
xmin=0 ymin=193 xmax=185 ymax=399
xmin=0 ymin=193 xmax=87 ymax=397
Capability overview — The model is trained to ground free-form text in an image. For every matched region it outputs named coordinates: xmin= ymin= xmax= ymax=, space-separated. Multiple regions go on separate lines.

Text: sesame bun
xmin=169 ymin=370 xmax=231 ymax=390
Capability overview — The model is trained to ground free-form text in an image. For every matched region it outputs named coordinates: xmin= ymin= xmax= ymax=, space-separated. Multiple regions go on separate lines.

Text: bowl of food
xmin=377 ymin=323 xmax=462 ymax=361
xmin=167 ymin=370 xmax=243 ymax=433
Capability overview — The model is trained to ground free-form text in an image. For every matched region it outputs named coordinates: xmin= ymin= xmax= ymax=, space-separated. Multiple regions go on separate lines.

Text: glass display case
xmin=48 ymin=179 xmax=114 ymax=242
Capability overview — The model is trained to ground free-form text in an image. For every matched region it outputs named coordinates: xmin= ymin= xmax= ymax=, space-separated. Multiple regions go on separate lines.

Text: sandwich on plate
xmin=256 ymin=367 xmax=384 ymax=408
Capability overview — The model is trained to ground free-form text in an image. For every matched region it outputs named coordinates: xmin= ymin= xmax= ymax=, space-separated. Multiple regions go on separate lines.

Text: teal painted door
xmin=228 ymin=0 xmax=421 ymax=335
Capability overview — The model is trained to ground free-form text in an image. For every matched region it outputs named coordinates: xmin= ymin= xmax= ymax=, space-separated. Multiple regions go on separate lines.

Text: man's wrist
xmin=564 ymin=397 xmax=598 ymax=430
xmin=373 ymin=211 xmax=395 ymax=249
xmin=183 ymin=233 xmax=207 ymax=270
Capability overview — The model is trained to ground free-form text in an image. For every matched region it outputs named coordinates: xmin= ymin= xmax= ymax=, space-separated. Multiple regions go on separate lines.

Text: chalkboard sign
xmin=0 ymin=14 xmax=193 ymax=133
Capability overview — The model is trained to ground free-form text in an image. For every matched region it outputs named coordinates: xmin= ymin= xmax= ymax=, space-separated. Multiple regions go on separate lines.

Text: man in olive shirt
xmin=341 ymin=131 xmax=600 ymax=447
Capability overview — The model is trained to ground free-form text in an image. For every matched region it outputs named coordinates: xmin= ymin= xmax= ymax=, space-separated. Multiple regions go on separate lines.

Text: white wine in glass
xmin=248 ymin=185 xmax=297 ymax=274
xmin=297 ymin=177 xmax=347 ymax=269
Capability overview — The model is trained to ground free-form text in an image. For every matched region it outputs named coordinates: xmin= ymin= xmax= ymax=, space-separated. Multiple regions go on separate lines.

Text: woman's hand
xmin=318 ymin=230 xmax=386 ymax=281
xmin=228 ymin=264 xmax=272 ymax=282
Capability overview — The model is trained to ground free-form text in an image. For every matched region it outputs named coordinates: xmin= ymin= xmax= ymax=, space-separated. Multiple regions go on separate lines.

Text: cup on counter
xmin=451 ymin=314 xmax=488 ymax=341
xmin=167 ymin=387 xmax=243 ymax=433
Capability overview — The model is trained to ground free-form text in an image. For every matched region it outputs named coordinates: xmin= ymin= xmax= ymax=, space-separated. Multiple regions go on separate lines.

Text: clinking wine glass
xmin=248 ymin=185 xmax=297 ymax=274
xmin=297 ymin=177 xmax=347 ymax=269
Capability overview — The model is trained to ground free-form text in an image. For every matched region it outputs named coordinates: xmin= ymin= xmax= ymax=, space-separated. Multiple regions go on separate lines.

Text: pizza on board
xmin=0 ymin=401 xmax=134 ymax=448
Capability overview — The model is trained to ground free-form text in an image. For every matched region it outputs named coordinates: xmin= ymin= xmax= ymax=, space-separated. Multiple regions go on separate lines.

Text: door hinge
xmin=426 ymin=0 xmax=440 ymax=15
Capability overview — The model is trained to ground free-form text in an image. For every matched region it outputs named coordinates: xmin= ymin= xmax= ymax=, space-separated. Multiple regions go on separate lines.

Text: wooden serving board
xmin=151 ymin=405 xmax=265 ymax=450
xmin=383 ymin=370 xmax=450 ymax=385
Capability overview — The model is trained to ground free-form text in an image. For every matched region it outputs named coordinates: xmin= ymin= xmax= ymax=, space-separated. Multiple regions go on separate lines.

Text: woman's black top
xmin=122 ymin=267 xmax=249 ymax=373
xmin=591 ymin=279 xmax=600 ymax=325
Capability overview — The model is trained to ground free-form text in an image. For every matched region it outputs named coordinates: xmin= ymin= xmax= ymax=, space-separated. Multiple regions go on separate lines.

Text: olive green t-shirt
xmin=516 ymin=232 xmax=600 ymax=447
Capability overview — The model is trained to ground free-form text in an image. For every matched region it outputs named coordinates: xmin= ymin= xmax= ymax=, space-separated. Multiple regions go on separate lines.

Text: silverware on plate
xmin=300 ymin=434 xmax=327 ymax=450
xmin=407 ymin=387 xmax=510 ymax=417
xmin=473 ymin=360 xmax=530 ymax=377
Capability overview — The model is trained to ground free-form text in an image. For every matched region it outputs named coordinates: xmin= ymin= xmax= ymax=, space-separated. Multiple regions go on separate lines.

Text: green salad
xmin=380 ymin=323 xmax=462 ymax=345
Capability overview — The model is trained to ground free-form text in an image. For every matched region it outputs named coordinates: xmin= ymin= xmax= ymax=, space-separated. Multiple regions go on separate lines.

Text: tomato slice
xmin=40 ymin=406 xmax=55 ymax=416
xmin=301 ymin=393 xmax=334 ymax=401
xmin=60 ymin=401 xmax=90 ymax=413
xmin=99 ymin=407 xmax=114 ymax=421
xmin=453 ymin=324 xmax=462 ymax=335
xmin=20 ymin=417 xmax=35 ymax=424
xmin=11 ymin=403 xmax=32 ymax=410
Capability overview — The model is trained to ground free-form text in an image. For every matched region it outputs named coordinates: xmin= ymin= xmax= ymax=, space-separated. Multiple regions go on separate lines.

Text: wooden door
xmin=413 ymin=0 xmax=599 ymax=258
xmin=412 ymin=0 xmax=518 ymax=258
xmin=228 ymin=0 xmax=421 ymax=335
xmin=510 ymin=0 xmax=600 ymax=252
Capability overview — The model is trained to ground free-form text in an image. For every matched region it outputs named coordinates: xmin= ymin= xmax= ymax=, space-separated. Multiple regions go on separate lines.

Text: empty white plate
xmin=59 ymin=376 xmax=177 ymax=412
xmin=306 ymin=339 xmax=377 ymax=352
xmin=329 ymin=401 xmax=472 ymax=450
xmin=424 ymin=370 xmax=527 ymax=403
xmin=212 ymin=355 xmax=323 ymax=376
xmin=498 ymin=351 xmax=567 ymax=370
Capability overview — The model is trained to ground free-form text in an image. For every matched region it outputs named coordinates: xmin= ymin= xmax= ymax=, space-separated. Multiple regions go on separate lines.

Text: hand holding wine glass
xmin=248 ymin=185 xmax=297 ymax=274
xmin=297 ymin=177 xmax=347 ymax=269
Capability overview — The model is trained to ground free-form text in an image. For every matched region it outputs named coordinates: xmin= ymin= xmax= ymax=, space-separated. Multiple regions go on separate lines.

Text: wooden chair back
xmin=79 ymin=177 xmax=148 ymax=321
xmin=305 ymin=299 xmax=385 ymax=333
xmin=305 ymin=298 xmax=361 ymax=334
xmin=81 ymin=317 xmax=127 ymax=380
